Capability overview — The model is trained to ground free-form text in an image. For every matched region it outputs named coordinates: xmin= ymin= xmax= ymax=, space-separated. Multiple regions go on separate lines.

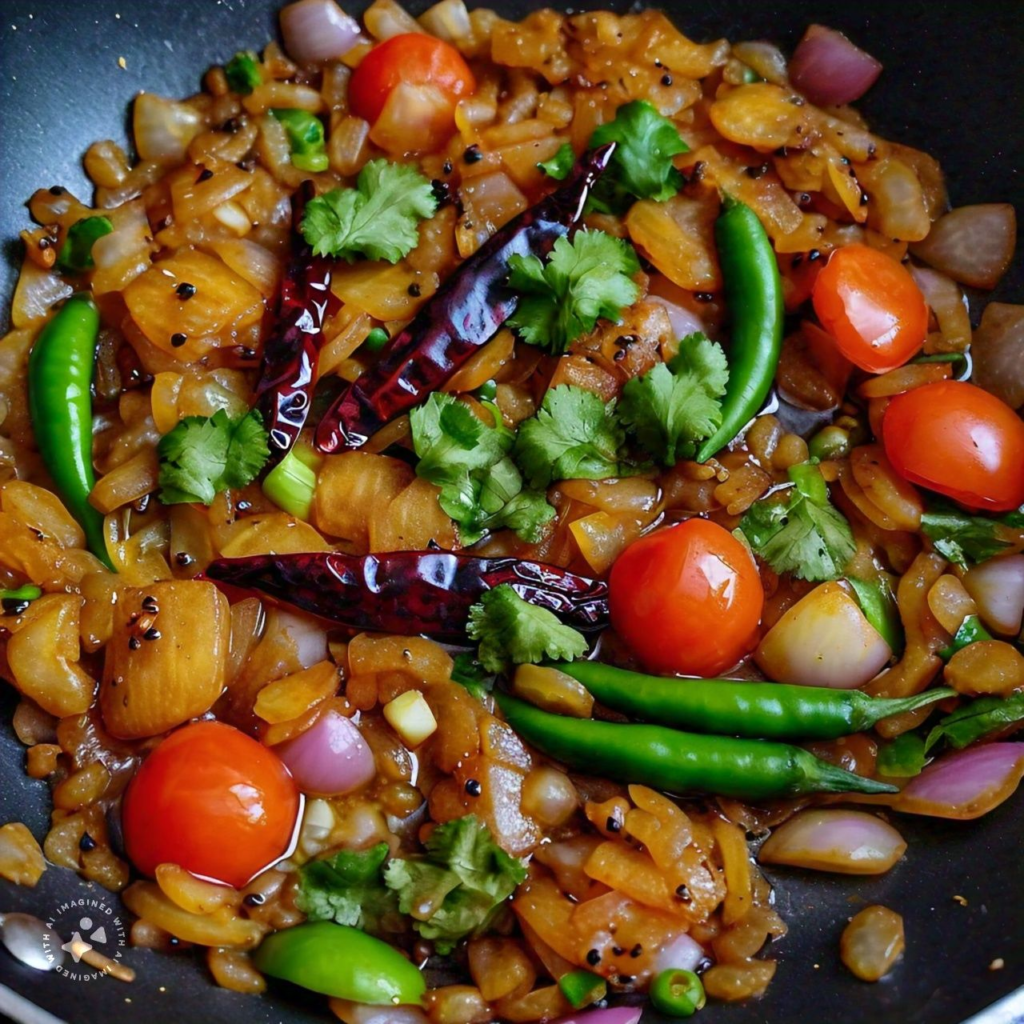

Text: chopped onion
xmin=755 ymin=581 xmax=892 ymax=688
xmin=789 ymin=25 xmax=882 ymax=107
xmin=963 ymin=554 xmax=1024 ymax=636
xmin=647 ymin=294 xmax=705 ymax=342
xmin=91 ymin=199 xmax=154 ymax=296
xmin=971 ymin=302 xmax=1024 ymax=410
xmin=276 ymin=709 xmax=376 ymax=795
xmin=276 ymin=610 xmax=328 ymax=668
xmin=419 ymin=0 xmax=471 ymax=42
xmin=909 ymin=266 xmax=970 ymax=353
xmin=364 ymin=0 xmax=425 ymax=41
xmin=653 ymin=932 xmax=705 ymax=974
xmin=11 ymin=259 xmax=73 ymax=328
xmin=553 ymin=1010 xmax=643 ymax=1024
xmin=911 ymin=204 xmax=1016 ymax=290
xmin=280 ymin=0 xmax=362 ymax=64
xmin=330 ymin=1001 xmax=429 ymax=1024
xmin=758 ymin=809 xmax=906 ymax=875
xmin=212 ymin=201 xmax=253 ymax=237
xmin=133 ymin=93 xmax=202 ymax=164
xmin=895 ymin=742 xmax=1024 ymax=820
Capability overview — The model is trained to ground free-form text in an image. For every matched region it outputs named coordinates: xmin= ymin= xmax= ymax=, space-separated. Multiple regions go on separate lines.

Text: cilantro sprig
xmin=589 ymin=100 xmax=689 ymax=213
xmin=409 ymin=393 xmax=554 ymax=545
xmin=921 ymin=499 xmax=1024 ymax=568
xmin=302 ymin=159 xmax=437 ymax=263
xmin=619 ymin=332 xmax=729 ymax=466
xmin=515 ymin=385 xmax=632 ymax=489
xmin=157 ymin=408 xmax=270 ymax=505
xmin=740 ymin=462 xmax=856 ymax=582
xmin=468 ymin=584 xmax=588 ymax=674
xmin=537 ymin=142 xmax=575 ymax=181
xmin=507 ymin=230 xmax=640 ymax=354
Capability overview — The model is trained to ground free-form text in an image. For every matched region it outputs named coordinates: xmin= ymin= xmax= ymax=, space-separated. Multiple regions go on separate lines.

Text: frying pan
xmin=0 ymin=1 xmax=1022 ymax=1022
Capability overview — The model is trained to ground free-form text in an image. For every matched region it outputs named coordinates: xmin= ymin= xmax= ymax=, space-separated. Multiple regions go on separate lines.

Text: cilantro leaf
xmin=467 ymin=584 xmax=587 ymax=674
xmin=383 ymin=815 xmax=527 ymax=954
xmin=514 ymin=386 xmax=631 ymax=489
xmin=296 ymin=843 xmax=401 ymax=933
xmin=619 ymin=333 xmax=729 ymax=466
xmin=507 ymin=230 xmax=640 ymax=354
xmin=157 ymin=408 xmax=269 ymax=505
xmin=589 ymin=100 xmax=689 ymax=213
xmin=925 ymin=691 xmax=1024 ymax=753
xmin=301 ymin=159 xmax=437 ymax=263
xmin=920 ymin=499 xmax=1022 ymax=568
xmin=410 ymin=394 xmax=555 ymax=545
xmin=740 ymin=462 xmax=856 ymax=582
xmin=538 ymin=142 xmax=575 ymax=180
xmin=877 ymin=732 xmax=927 ymax=778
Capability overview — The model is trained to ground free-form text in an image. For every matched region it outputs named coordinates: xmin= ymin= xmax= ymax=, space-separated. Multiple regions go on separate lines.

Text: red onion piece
xmin=789 ymin=25 xmax=882 ymax=107
xmin=553 ymin=1009 xmax=643 ymax=1024
xmin=758 ymin=809 xmax=906 ymax=875
xmin=911 ymin=204 xmax=1017 ymax=291
xmin=972 ymin=303 xmax=1024 ymax=411
xmin=647 ymin=295 xmax=706 ymax=343
xmin=276 ymin=710 xmax=376 ymax=795
xmin=963 ymin=554 xmax=1024 ymax=637
xmin=895 ymin=743 xmax=1024 ymax=820
xmin=280 ymin=0 xmax=362 ymax=64
xmin=653 ymin=932 xmax=705 ymax=974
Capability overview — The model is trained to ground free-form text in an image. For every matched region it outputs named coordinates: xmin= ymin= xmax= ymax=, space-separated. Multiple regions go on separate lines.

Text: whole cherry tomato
xmin=349 ymin=33 xmax=476 ymax=125
xmin=812 ymin=243 xmax=928 ymax=373
xmin=122 ymin=720 xmax=300 ymax=888
xmin=883 ymin=379 xmax=1024 ymax=512
xmin=609 ymin=518 xmax=764 ymax=677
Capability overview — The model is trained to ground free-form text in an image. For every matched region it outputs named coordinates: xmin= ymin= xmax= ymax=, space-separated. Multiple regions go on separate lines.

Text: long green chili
xmin=696 ymin=195 xmax=784 ymax=462
xmin=496 ymin=693 xmax=898 ymax=799
xmin=27 ymin=294 xmax=113 ymax=569
xmin=549 ymin=661 xmax=951 ymax=741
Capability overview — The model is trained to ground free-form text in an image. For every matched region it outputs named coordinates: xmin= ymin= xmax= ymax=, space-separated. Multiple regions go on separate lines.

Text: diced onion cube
xmin=383 ymin=690 xmax=437 ymax=748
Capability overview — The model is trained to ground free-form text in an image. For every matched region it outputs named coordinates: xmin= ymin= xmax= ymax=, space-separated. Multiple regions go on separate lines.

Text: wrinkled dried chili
xmin=204 ymin=551 xmax=609 ymax=639
xmin=255 ymin=182 xmax=340 ymax=462
xmin=314 ymin=144 xmax=616 ymax=453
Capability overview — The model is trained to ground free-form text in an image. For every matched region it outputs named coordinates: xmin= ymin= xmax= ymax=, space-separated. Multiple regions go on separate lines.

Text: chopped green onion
xmin=808 ymin=424 xmax=851 ymax=461
xmin=225 ymin=51 xmax=262 ymax=95
xmin=938 ymin=613 xmax=993 ymax=662
xmin=911 ymin=352 xmax=968 ymax=365
xmin=1 ymin=584 xmax=43 ymax=615
xmin=270 ymin=109 xmax=328 ymax=173
xmin=476 ymin=379 xmax=498 ymax=402
xmin=363 ymin=326 xmax=390 ymax=353
xmin=262 ymin=449 xmax=317 ymax=520
xmin=57 ymin=216 xmax=114 ymax=274
xmin=650 ymin=968 xmax=706 ymax=1018
xmin=557 ymin=970 xmax=607 ymax=1010
xmin=789 ymin=460 xmax=828 ymax=506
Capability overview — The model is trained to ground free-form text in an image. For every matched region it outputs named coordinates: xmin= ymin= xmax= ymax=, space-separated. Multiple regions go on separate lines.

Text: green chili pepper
xmin=650 ymin=968 xmax=706 ymax=1017
xmin=496 ymin=693 xmax=898 ymax=799
xmin=363 ymin=326 xmax=390 ymax=353
xmin=846 ymin=575 xmax=904 ymax=655
xmin=270 ymin=109 xmax=329 ymax=173
xmin=253 ymin=922 xmax=426 ymax=1005
xmin=558 ymin=969 xmax=607 ymax=1009
xmin=938 ymin=613 xmax=993 ymax=661
xmin=27 ymin=294 xmax=113 ymax=569
xmin=696 ymin=196 xmax=783 ymax=462
xmin=58 ymin=216 xmax=113 ymax=274
xmin=547 ymin=662 xmax=951 ymax=741
xmin=225 ymin=51 xmax=262 ymax=95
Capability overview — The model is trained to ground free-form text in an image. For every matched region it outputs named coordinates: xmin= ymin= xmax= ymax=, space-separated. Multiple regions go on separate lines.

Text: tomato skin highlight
xmin=609 ymin=518 xmax=764 ymax=677
xmin=883 ymin=380 xmax=1024 ymax=512
xmin=349 ymin=33 xmax=476 ymax=125
xmin=812 ymin=243 xmax=928 ymax=373
xmin=122 ymin=720 xmax=301 ymax=888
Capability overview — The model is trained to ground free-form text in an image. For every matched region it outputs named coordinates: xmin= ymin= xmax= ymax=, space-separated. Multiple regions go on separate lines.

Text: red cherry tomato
xmin=609 ymin=519 xmax=764 ymax=677
xmin=812 ymin=243 xmax=928 ymax=373
xmin=349 ymin=33 xmax=476 ymax=125
xmin=123 ymin=721 xmax=300 ymax=888
xmin=882 ymin=379 xmax=1024 ymax=512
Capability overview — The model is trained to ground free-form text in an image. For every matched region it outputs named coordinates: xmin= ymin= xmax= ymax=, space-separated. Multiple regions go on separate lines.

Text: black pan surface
xmin=1 ymin=2 xmax=1022 ymax=1022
